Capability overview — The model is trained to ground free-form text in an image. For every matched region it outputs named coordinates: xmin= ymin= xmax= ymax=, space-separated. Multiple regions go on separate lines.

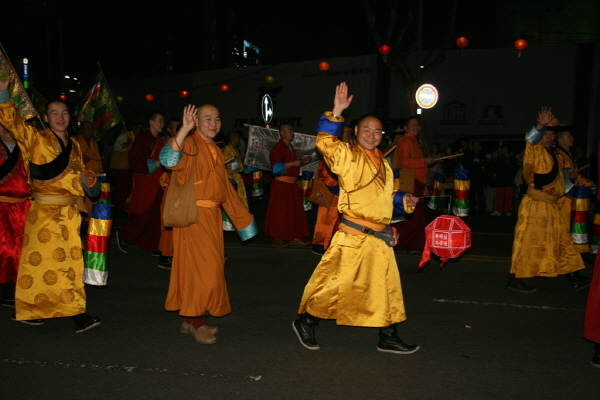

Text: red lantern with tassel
xmin=514 ymin=39 xmax=528 ymax=58
xmin=219 ymin=84 xmax=229 ymax=92
xmin=418 ymin=215 xmax=471 ymax=270
xmin=145 ymin=94 xmax=154 ymax=101
xmin=319 ymin=62 xmax=330 ymax=71
xmin=179 ymin=90 xmax=189 ymax=98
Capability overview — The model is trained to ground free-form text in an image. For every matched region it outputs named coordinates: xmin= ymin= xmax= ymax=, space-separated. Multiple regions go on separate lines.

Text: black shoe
xmin=377 ymin=324 xmax=420 ymax=354
xmin=292 ymin=313 xmax=320 ymax=350
xmin=151 ymin=250 xmax=161 ymax=257
xmin=507 ymin=274 xmax=536 ymax=293
xmin=11 ymin=311 xmax=45 ymax=325
xmin=311 ymin=245 xmax=325 ymax=256
xmin=158 ymin=255 xmax=172 ymax=269
xmin=592 ymin=344 xmax=600 ymax=368
xmin=565 ymin=271 xmax=591 ymax=291
xmin=72 ymin=313 xmax=102 ymax=333
xmin=116 ymin=230 xmax=128 ymax=253
xmin=1 ymin=281 xmax=15 ymax=307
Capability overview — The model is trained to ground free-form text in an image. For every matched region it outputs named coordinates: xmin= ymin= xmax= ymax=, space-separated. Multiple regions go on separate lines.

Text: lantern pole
xmin=416 ymin=0 xmax=423 ymax=85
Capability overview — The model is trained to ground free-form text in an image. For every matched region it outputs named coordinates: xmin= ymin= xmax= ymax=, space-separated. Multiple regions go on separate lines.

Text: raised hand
xmin=537 ymin=106 xmax=554 ymax=127
xmin=181 ymin=104 xmax=197 ymax=132
xmin=332 ymin=82 xmax=353 ymax=117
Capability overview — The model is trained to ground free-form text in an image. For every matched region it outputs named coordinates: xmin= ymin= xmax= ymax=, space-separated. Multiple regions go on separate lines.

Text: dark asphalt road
xmin=1 ymin=195 xmax=599 ymax=399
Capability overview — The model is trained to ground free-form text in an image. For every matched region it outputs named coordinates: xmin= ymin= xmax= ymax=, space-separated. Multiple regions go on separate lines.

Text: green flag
xmin=79 ymin=68 xmax=122 ymax=140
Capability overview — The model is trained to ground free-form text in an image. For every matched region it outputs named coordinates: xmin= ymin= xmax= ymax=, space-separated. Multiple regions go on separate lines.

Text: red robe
xmin=584 ymin=142 xmax=600 ymax=343
xmin=264 ymin=139 xmax=308 ymax=240
xmin=121 ymin=130 xmax=164 ymax=251
xmin=0 ymin=143 xmax=32 ymax=283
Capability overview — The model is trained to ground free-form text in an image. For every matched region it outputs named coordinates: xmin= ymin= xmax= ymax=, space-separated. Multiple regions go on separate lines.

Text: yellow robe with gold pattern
xmin=555 ymin=146 xmax=593 ymax=253
xmin=298 ymin=113 xmax=410 ymax=327
xmin=510 ymin=128 xmax=584 ymax=278
xmin=222 ymin=143 xmax=248 ymax=208
xmin=0 ymin=100 xmax=88 ymax=320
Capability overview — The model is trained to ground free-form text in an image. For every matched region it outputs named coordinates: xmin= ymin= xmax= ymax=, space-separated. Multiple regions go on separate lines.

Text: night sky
xmin=3 ymin=0 xmax=494 ymax=97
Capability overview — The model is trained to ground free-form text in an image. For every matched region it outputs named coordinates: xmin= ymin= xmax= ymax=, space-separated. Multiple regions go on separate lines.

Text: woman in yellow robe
xmin=0 ymin=83 xmax=100 ymax=332
xmin=294 ymin=83 xmax=420 ymax=354
xmin=509 ymin=108 xmax=584 ymax=293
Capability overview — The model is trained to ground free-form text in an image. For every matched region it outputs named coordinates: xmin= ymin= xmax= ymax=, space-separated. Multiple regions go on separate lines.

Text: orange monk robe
xmin=161 ymin=133 xmax=256 ymax=317
xmin=311 ymin=160 xmax=340 ymax=249
xmin=73 ymin=135 xmax=103 ymax=214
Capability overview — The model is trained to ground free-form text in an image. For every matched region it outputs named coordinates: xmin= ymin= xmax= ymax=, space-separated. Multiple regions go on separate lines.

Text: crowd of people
xmin=0 ymin=77 xmax=599 ymax=366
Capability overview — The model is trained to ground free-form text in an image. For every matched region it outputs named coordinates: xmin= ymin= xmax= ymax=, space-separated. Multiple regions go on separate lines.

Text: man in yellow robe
xmin=509 ymin=107 xmax=585 ymax=293
xmin=160 ymin=104 xmax=257 ymax=345
xmin=294 ymin=83 xmax=420 ymax=354
xmin=0 ymin=79 xmax=101 ymax=332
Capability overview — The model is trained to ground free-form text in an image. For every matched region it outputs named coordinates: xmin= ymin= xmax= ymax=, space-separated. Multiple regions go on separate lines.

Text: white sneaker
xmin=490 ymin=211 xmax=501 ymax=216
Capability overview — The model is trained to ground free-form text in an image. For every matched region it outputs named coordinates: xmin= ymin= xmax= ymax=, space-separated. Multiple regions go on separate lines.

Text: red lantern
xmin=179 ymin=90 xmax=189 ymax=98
xmin=418 ymin=215 xmax=471 ymax=269
xmin=265 ymin=75 xmax=275 ymax=84
xmin=145 ymin=94 xmax=154 ymax=101
xmin=379 ymin=45 xmax=391 ymax=55
xmin=319 ymin=62 xmax=330 ymax=71
xmin=455 ymin=37 xmax=469 ymax=48
xmin=219 ymin=84 xmax=229 ymax=92
xmin=59 ymin=94 xmax=67 ymax=101
xmin=514 ymin=39 xmax=528 ymax=58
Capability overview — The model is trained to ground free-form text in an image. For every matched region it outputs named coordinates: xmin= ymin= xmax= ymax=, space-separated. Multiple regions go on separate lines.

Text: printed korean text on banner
xmin=452 ymin=168 xmax=470 ymax=217
xmin=245 ymin=125 xmax=318 ymax=174
xmin=0 ymin=46 xmax=37 ymax=120
xmin=83 ymin=203 xmax=114 ymax=286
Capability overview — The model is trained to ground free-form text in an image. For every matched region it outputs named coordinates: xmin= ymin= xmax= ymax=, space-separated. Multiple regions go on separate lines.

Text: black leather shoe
xmin=292 ymin=313 xmax=320 ymax=350
xmin=592 ymin=344 xmax=600 ymax=368
xmin=507 ymin=274 xmax=536 ymax=293
xmin=73 ymin=313 xmax=102 ymax=333
xmin=377 ymin=324 xmax=420 ymax=354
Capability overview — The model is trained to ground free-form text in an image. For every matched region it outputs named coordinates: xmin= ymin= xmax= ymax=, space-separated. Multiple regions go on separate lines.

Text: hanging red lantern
xmin=219 ymin=84 xmax=229 ymax=92
xmin=514 ymin=39 xmax=528 ymax=58
xmin=418 ymin=215 xmax=471 ymax=269
xmin=59 ymin=94 xmax=67 ymax=101
xmin=265 ymin=75 xmax=275 ymax=84
xmin=145 ymin=94 xmax=154 ymax=101
xmin=455 ymin=37 xmax=469 ymax=48
xmin=179 ymin=90 xmax=189 ymax=98
xmin=318 ymin=62 xmax=330 ymax=71
xmin=379 ymin=45 xmax=391 ymax=55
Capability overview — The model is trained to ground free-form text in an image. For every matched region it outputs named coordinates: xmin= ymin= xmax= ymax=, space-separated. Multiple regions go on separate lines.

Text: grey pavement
xmin=1 ymin=196 xmax=599 ymax=399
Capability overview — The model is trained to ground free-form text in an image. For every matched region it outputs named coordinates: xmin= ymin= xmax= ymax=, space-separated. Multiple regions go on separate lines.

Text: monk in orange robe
xmin=160 ymin=104 xmax=257 ymax=345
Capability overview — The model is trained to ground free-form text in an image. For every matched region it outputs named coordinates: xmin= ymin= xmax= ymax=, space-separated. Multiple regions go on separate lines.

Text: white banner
xmin=245 ymin=125 xmax=318 ymax=174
